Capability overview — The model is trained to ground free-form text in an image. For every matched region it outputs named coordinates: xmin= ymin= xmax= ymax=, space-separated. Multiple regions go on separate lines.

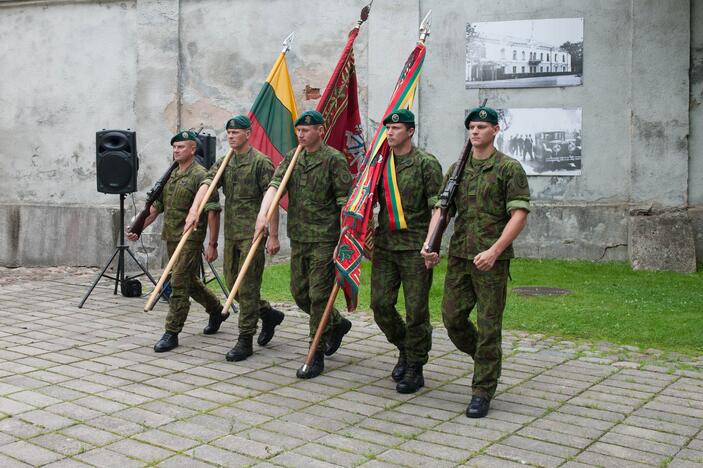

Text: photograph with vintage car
xmin=465 ymin=18 xmax=583 ymax=89
xmin=490 ymin=107 xmax=582 ymax=176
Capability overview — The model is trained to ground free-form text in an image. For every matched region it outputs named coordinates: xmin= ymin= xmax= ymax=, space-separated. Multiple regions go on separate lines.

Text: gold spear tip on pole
xmin=282 ymin=32 xmax=295 ymax=54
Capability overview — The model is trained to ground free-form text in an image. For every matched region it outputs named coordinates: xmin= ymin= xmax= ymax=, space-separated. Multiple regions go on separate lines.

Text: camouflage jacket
xmin=203 ymin=148 xmax=274 ymax=241
xmin=269 ymin=143 xmax=352 ymax=243
xmin=375 ymin=146 xmax=443 ymax=251
xmin=154 ymin=161 xmax=220 ymax=245
xmin=441 ymin=149 xmax=530 ymax=260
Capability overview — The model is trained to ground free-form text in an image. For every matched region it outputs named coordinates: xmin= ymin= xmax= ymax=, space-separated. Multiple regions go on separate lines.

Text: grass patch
xmin=218 ymin=258 xmax=703 ymax=354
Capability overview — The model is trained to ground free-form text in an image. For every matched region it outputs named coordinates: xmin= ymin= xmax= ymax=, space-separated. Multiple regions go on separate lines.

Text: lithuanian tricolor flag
xmin=248 ymin=52 xmax=298 ymax=170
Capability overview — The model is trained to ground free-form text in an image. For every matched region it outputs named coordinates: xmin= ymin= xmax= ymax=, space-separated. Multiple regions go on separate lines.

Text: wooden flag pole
xmin=299 ymin=283 xmax=340 ymax=374
xmin=144 ymin=148 xmax=235 ymax=312
xmin=218 ymin=144 xmax=303 ymax=317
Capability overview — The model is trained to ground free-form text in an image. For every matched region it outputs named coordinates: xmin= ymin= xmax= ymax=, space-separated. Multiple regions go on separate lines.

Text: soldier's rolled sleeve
xmin=331 ymin=154 xmax=352 ymax=207
xmin=203 ymin=200 xmax=221 ymax=212
xmin=506 ymin=199 xmax=530 ymax=213
xmin=423 ymin=157 xmax=443 ymax=210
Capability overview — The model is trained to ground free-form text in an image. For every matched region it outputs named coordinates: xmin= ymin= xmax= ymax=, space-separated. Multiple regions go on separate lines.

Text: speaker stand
xmin=78 ymin=193 xmax=160 ymax=308
xmin=199 ymin=253 xmax=238 ymax=315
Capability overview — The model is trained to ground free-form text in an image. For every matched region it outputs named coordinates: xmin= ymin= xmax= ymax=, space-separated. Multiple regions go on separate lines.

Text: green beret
xmin=294 ymin=110 xmax=324 ymax=127
xmin=465 ymin=106 xmax=499 ymax=128
xmin=226 ymin=115 xmax=251 ymax=130
xmin=383 ymin=109 xmax=415 ymax=126
xmin=170 ymin=130 xmax=198 ymax=145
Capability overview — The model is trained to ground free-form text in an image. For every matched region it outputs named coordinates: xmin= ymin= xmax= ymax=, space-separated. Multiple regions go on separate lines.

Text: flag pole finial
xmin=282 ymin=32 xmax=295 ymax=54
xmin=358 ymin=0 xmax=373 ymax=27
xmin=419 ymin=10 xmax=432 ymax=42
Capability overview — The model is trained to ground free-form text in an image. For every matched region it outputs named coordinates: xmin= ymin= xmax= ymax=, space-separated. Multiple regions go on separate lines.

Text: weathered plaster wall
xmin=0 ymin=0 xmax=139 ymax=266
xmin=0 ymin=0 xmax=700 ymax=269
xmin=0 ymin=1 xmax=138 ymax=205
xmin=178 ymin=0 xmax=370 ymax=144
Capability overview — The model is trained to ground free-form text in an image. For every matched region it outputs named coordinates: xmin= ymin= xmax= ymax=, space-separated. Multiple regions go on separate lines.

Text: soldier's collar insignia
xmin=391 ymin=113 xmax=400 ymax=123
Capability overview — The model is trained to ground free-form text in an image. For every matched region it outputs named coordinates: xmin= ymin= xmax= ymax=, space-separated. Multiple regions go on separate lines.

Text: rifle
xmin=426 ymin=99 xmax=488 ymax=253
xmin=127 ymin=161 xmax=178 ymax=237
xmin=426 ymin=137 xmax=472 ymax=253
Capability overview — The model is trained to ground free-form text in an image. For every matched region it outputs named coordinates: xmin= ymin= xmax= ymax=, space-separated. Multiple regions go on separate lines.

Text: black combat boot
xmin=296 ymin=350 xmax=325 ymax=379
xmin=153 ymin=332 xmax=179 ymax=353
xmin=203 ymin=306 xmax=229 ymax=335
xmin=466 ymin=395 xmax=490 ymax=418
xmin=391 ymin=348 xmax=408 ymax=382
xmin=396 ymin=363 xmax=424 ymax=394
xmin=325 ymin=317 xmax=352 ymax=356
xmin=225 ymin=334 xmax=254 ymax=362
xmin=258 ymin=307 xmax=284 ymax=346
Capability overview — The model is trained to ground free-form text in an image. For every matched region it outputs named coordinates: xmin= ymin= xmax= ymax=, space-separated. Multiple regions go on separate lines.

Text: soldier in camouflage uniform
xmin=128 ymin=130 xmax=223 ymax=353
xmin=185 ymin=115 xmax=284 ymax=363
xmin=255 ymin=110 xmax=353 ymax=379
xmin=422 ymin=106 xmax=530 ymax=418
xmin=371 ymin=109 xmax=443 ymax=394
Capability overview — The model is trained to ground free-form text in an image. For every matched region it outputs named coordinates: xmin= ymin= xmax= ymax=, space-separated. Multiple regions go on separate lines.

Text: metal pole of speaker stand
xmin=114 ymin=194 xmax=126 ymax=295
xmin=78 ymin=193 xmax=168 ymax=308
xmin=200 ymin=253 xmax=238 ymax=315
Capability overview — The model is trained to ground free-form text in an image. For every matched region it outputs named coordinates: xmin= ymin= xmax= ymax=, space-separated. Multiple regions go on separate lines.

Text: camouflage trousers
xmin=442 ymin=256 xmax=510 ymax=400
xmin=290 ymin=241 xmax=342 ymax=351
xmin=370 ymin=247 xmax=433 ymax=365
xmin=223 ymin=237 xmax=271 ymax=336
xmin=165 ymin=242 xmax=222 ymax=334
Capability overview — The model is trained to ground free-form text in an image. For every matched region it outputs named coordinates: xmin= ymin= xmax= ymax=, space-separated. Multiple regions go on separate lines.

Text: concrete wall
xmin=0 ymin=0 xmax=700 ymax=270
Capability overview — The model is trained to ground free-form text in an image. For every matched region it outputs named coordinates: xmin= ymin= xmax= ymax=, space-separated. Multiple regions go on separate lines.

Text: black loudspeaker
xmin=96 ymin=130 xmax=138 ymax=194
xmin=195 ymin=133 xmax=216 ymax=170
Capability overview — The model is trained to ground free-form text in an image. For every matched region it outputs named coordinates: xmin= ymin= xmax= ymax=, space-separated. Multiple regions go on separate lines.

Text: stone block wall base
xmin=629 ymin=211 xmax=697 ymax=273
xmin=689 ymin=206 xmax=703 ymax=264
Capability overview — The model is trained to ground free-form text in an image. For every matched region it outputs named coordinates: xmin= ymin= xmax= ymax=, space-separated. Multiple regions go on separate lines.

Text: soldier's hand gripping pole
xmin=219 ymin=144 xmax=304 ymax=317
xmin=144 ymin=148 xmax=235 ymax=312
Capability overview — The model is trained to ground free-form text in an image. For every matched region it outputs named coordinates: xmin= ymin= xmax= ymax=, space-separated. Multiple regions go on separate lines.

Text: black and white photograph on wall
xmin=492 ymin=107 xmax=582 ymax=176
xmin=465 ymin=18 xmax=583 ymax=89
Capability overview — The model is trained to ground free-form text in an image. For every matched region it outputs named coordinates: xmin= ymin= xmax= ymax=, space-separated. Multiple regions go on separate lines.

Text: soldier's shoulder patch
xmin=340 ymin=169 xmax=352 ymax=185
xmin=514 ymin=170 xmax=529 ymax=189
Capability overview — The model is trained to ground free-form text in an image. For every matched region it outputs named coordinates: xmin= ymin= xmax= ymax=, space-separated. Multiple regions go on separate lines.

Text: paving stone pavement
xmin=0 ymin=270 xmax=702 ymax=467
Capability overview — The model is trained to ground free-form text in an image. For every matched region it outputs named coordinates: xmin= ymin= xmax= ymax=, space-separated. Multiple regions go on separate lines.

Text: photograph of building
xmin=465 ymin=18 xmax=583 ymax=88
